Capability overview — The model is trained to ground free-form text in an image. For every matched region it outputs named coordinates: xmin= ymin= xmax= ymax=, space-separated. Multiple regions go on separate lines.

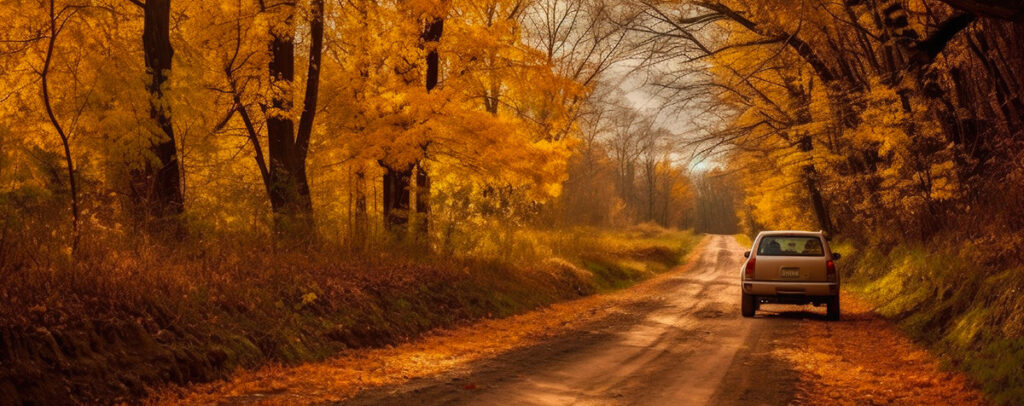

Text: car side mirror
xmin=832 ymin=253 xmax=841 ymax=260
xmin=744 ymin=251 xmax=751 ymax=258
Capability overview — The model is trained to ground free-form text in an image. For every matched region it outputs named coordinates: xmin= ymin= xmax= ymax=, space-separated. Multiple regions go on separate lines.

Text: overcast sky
xmin=606 ymin=60 xmax=722 ymax=172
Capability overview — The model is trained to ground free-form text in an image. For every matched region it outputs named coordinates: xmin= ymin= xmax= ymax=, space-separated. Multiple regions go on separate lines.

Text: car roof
xmin=756 ymin=230 xmax=824 ymax=237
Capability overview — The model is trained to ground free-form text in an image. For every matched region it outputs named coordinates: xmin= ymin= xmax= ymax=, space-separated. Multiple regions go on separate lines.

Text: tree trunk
xmin=415 ymin=163 xmax=430 ymax=234
xmin=138 ymin=0 xmax=184 ymax=223
xmin=266 ymin=20 xmax=312 ymax=231
xmin=353 ymin=167 xmax=368 ymax=247
xmin=414 ymin=16 xmax=444 ymax=235
xmin=804 ymin=167 xmax=834 ymax=235
xmin=799 ymin=134 xmax=834 ymax=235
xmin=382 ymin=165 xmax=412 ymax=232
xmin=41 ymin=0 xmax=78 ymax=249
xmin=939 ymin=0 xmax=1024 ymax=21
xmin=423 ymin=17 xmax=444 ymax=91
xmin=263 ymin=0 xmax=323 ymax=236
xmin=785 ymin=73 xmax=835 ymax=235
xmin=380 ymin=15 xmax=444 ymax=236
xmin=645 ymin=164 xmax=656 ymax=222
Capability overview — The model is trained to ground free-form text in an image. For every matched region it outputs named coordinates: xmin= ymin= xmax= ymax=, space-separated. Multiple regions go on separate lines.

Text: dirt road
xmin=164 ymin=235 xmax=983 ymax=405
xmin=332 ymin=236 xmax=776 ymax=405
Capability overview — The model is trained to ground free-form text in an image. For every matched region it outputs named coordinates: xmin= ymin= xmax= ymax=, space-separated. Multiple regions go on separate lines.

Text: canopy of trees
xmin=639 ymin=0 xmax=1023 ymax=247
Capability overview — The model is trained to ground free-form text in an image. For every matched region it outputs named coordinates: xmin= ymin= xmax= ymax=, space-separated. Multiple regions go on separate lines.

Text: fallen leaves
xmin=781 ymin=292 xmax=984 ymax=406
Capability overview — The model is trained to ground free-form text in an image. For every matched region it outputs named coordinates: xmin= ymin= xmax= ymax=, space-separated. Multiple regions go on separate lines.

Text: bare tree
xmin=39 ymin=0 xmax=80 ymax=249
xmin=520 ymin=0 xmax=644 ymax=140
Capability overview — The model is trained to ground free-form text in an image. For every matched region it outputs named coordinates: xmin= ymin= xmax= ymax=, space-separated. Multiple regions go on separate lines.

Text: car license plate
xmin=781 ymin=268 xmax=800 ymax=279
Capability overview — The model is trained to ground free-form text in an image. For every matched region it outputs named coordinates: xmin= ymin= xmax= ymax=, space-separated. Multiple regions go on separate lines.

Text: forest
xmin=0 ymin=0 xmax=1022 ymax=404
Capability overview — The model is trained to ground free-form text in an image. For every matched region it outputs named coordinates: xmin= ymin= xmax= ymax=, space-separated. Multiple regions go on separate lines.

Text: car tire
xmin=741 ymin=293 xmax=756 ymax=317
xmin=826 ymin=296 xmax=840 ymax=321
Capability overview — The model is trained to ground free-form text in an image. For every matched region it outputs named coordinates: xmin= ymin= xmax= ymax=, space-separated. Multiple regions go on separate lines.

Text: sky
xmin=606 ymin=60 xmax=723 ymax=173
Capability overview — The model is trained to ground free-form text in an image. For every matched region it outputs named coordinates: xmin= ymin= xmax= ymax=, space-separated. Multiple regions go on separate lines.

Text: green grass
xmin=560 ymin=227 xmax=701 ymax=291
xmin=734 ymin=234 xmax=752 ymax=249
xmin=843 ymin=241 xmax=1024 ymax=405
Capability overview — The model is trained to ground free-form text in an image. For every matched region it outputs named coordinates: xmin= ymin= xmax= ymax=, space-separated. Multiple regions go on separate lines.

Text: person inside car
xmin=785 ymin=241 xmax=798 ymax=254
xmin=803 ymin=239 xmax=822 ymax=255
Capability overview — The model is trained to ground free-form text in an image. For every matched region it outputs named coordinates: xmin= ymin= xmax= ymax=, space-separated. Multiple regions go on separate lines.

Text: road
xmin=342 ymin=235 xmax=810 ymax=405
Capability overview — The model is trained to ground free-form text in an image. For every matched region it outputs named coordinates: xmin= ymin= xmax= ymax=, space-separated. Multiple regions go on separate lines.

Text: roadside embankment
xmin=0 ymin=226 xmax=699 ymax=405
xmin=839 ymin=241 xmax=1024 ymax=405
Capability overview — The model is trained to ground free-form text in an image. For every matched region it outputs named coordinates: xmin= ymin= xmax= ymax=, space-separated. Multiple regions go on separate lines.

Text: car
xmin=740 ymin=231 xmax=841 ymax=320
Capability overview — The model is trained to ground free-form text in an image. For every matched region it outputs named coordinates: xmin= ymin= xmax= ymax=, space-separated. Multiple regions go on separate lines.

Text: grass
xmin=535 ymin=225 xmax=701 ymax=291
xmin=0 ymin=224 xmax=700 ymax=404
xmin=841 ymin=240 xmax=1024 ymax=405
xmin=734 ymin=233 xmax=752 ymax=249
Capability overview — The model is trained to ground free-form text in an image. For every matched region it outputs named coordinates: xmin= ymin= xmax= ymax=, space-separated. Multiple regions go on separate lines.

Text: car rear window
xmin=756 ymin=236 xmax=825 ymax=256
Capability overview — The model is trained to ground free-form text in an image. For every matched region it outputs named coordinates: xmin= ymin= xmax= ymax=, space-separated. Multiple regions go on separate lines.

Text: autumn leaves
xmin=641 ymin=1 xmax=1023 ymax=243
xmin=1 ymin=0 xmax=591 ymax=245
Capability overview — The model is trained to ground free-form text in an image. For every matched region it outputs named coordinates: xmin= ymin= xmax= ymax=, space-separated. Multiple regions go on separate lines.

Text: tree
xmin=38 ymin=0 xmax=80 ymax=247
xmin=381 ymin=9 xmax=445 ymax=236
xmin=133 ymin=0 xmax=185 ymax=225
xmin=236 ymin=0 xmax=326 ymax=236
xmin=633 ymin=0 xmax=1021 ymax=242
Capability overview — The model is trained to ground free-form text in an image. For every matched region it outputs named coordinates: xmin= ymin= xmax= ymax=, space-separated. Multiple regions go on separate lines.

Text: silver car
xmin=740 ymin=231 xmax=841 ymax=320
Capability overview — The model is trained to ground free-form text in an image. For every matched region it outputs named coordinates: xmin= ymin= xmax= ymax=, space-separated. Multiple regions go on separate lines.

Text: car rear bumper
xmin=742 ymin=281 xmax=838 ymax=296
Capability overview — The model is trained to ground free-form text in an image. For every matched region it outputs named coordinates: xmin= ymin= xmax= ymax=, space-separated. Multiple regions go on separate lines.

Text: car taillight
xmin=826 ymin=260 xmax=836 ymax=281
xmin=745 ymin=257 xmax=755 ymax=279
